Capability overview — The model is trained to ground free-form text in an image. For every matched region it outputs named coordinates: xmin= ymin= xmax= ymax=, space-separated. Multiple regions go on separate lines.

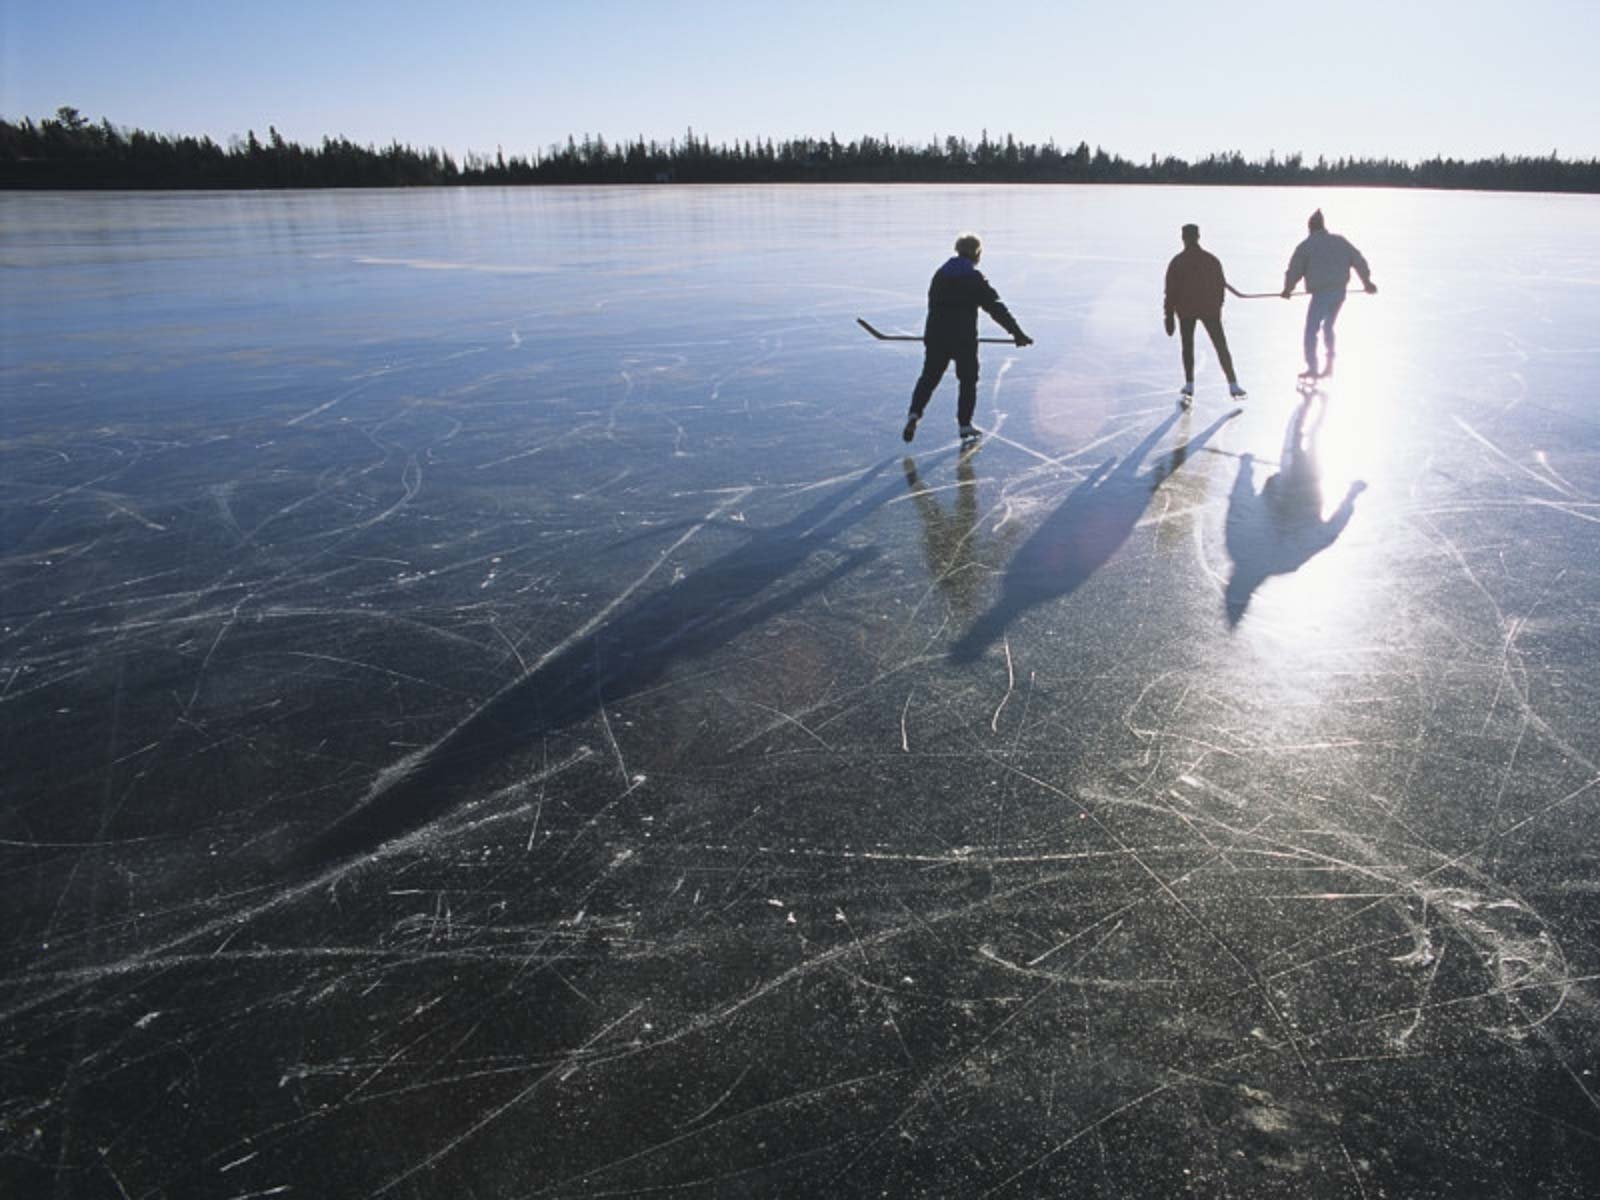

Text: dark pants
xmin=910 ymin=341 xmax=980 ymax=427
xmin=1179 ymin=314 xmax=1237 ymax=383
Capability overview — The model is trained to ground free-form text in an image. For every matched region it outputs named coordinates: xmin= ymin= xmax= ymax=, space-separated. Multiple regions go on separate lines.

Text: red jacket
xmin=1164 ymin=245 xmax=1226 ymax=320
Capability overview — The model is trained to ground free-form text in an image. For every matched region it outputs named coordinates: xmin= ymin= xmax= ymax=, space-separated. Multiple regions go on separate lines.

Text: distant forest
xmin=5 ymin=107 xmax=1599 ymax=193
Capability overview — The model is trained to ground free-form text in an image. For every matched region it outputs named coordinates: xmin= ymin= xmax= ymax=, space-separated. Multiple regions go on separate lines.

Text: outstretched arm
xmin=1282 ymin=245 xmax=1306 ymax=298
xmin=1351 ymin=245 xmax=1376 ymax=293
xmin=981 ymin=297 xmax=1031 ymax=345
xmin=975 ymin=271 xmax=1032 ymax=345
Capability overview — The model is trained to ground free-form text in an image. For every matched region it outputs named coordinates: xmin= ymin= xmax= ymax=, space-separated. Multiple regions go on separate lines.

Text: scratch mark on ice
xmin=1453 ymin=416 xmax=1576 ymax=497
xmin=368 ymin=1004 xmax=644 ymax=1196
xmin=676 ymin=1063 xmax=753 ymax=1129
xmin=991 ymin=637 xmax=1015 ymax=733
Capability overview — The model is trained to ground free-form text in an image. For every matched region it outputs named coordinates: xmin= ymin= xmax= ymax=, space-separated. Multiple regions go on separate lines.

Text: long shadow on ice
xmin=1224 ymin=394 xmax=1365 ymax=626
xmin=950 ymin=407 xmax=1239 ymax=663
xmin=298 ymin=456 xmax=917 ymax=865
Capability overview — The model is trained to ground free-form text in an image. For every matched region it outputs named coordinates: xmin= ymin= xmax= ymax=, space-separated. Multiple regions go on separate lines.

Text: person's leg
xmin=1201 ymin=315 xmax=1237 ymax=383
xmin=905 ymin=346 xmax=952 ymax=442
xmin=910 ymin=346 xmax=950 ymax=418
xmin=954 ymin=345 xmax=981 ymax=430
xmin=1320 ymin=293 xmax=1346 ymax=371
xmin=1179 ymin=316 xmax=1198 ymax=382
xmin=1301 ymin=300 xmax=1321 ymax=375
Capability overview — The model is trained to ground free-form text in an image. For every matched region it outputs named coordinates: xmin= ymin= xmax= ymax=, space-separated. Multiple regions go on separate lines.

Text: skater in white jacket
xmin=1282 ymin=209 xmax=1377 ymax=379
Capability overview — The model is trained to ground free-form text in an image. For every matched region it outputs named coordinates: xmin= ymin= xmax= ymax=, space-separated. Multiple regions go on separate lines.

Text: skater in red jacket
xmin=1164 ymin=223 xmax=1247 ymax=405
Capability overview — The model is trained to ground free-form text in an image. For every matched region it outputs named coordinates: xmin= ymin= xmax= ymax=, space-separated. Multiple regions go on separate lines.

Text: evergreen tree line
xmin=0 ymin=108 xmax=459 ymax=188
xmin=6 ymin=108 xmax=1599 ymax=194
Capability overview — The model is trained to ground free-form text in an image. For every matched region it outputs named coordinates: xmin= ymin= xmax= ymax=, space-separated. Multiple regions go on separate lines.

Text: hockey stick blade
xmin=857 ymin=318 xmax=920 ymax=341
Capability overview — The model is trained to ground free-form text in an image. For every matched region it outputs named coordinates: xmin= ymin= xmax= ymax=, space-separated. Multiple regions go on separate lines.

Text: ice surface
xmin=3 ymin=185 xmax=1600 ymax=1197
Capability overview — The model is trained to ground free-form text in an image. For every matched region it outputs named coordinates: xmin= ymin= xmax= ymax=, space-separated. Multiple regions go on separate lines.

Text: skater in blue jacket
xmin=903 ymin=234 xmax=1032 ymax=444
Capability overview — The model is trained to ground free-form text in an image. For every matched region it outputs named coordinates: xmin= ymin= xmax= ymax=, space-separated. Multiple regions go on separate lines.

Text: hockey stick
xmin=857 ymin=318 xmax=1018 ymax=344
xmin=1225 ymin=283 xmax=1377 ymax=299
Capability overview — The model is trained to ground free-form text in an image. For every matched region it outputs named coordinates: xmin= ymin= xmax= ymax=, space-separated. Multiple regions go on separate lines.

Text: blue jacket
xmin=923 ymin=256 xmax=1025 ymax=346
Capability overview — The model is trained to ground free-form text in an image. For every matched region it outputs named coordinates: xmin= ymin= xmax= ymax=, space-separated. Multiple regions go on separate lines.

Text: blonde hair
xmin=954 ymin=233 xmax=982 ymax=259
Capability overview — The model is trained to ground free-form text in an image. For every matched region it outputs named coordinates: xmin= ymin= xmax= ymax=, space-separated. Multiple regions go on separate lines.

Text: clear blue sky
xmin=5 ymin=0 xmax=1597 ymax=164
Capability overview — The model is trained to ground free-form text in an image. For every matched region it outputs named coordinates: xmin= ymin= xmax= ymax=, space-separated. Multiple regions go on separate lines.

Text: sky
xmin=5 ymin=0 xmax=1598 ymax=165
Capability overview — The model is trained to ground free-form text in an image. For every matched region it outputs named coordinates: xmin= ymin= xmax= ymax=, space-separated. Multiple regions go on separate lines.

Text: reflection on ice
xmin=902 ymin=451 xmax=1015 ymax=623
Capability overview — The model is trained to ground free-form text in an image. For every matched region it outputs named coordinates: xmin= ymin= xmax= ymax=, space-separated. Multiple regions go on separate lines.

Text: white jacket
xmin=1285 ymin=230 xmax=1371 ymax=294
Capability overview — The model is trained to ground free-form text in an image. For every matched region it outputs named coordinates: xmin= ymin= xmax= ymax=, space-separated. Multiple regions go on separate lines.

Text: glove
xmin=1280 ymin=289 xmax=1293 ymax=299
xmin=1364 ymin=280 xmax=1378 ymax=294
xmin=1014 ymin=332 xmax=1034 ymax=347
xmin=1163 ymin=313 xmax=1175 ymax=337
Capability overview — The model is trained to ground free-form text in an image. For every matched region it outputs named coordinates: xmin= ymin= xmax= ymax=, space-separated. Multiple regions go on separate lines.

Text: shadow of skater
xmin=1224 ymin=395 xmax=1366 ymax=626
xmin=950 ymin=407 xmax=1240 ymax=663
xmin=903 ymin=450 xmax=1003 ymax=623
xmin=299 ymin=459 xmax=910 ymax=864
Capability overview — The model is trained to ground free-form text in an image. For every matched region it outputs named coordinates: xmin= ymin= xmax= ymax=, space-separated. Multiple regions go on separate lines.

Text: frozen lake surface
xmin=3 ymin=184 xmax=1600 ymax=1197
